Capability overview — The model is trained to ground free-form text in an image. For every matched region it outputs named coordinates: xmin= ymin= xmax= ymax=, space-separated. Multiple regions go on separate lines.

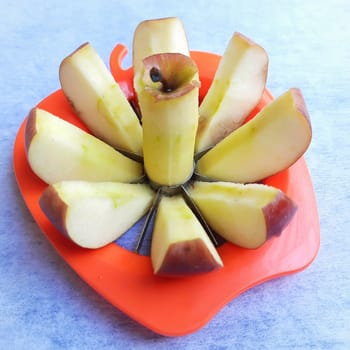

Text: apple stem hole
xmin=149 ymin=66 xmax=173 ymax=93
xmin=150 ymin=67 xmax=162 ymax=83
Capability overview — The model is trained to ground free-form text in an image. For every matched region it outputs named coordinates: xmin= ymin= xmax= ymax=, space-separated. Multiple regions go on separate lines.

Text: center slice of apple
xmin=137 ymin=53 xmax=200 ymax=187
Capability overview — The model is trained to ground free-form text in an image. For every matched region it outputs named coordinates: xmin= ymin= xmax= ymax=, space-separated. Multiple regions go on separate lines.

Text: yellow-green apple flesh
xmin=59 ymin=43 xmax=143 ymax=155
xmin=132 ymin=17 xmax=190 ymax=94
xmin=25 ymin=108 xmax=143 ymax=184
xmin=137 ymin=53 xmax=200 ymax=186
xmin=151 ymin=195 xmax=223 ymax=276
xmin=196 ymin=32 xmax=269 ymax=153
xmin=40 ymin=181 xmax=154 ymax=248
xmin=188 ymin=181 xmax=297 ymax=248
xmin=196 ymin=88 xmax=312 ymax=183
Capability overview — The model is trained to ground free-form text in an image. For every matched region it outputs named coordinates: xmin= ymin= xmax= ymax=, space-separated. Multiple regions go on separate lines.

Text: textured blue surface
xmin=1 ymin=0 xmax=349 ymax=348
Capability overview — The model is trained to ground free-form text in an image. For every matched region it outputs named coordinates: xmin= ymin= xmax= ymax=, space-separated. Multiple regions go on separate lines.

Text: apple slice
xmin=59 ymin=42 xmax=143 ymax=155
xmin=196 ymin=88 xmax=312 ymax=183
xmin=196 ymin=32 xmax=269 ymax=153
xmin=137 ymin=53 xmax=200 ymax=186
xmin=132 ymin=17 xmax=190 ymax=90
xmin=25 ymin=108 xmax=143 ymax=184
xmin=188 ymin=181 xmax=297 ymax=248
xmin=151 ymin=195 xmax=223 ymax=276
xmin=39 ymin=181 xmax=154 ymax=249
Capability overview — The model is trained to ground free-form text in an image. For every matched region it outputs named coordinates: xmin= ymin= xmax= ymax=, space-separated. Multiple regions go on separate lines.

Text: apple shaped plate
xmin=13 ymin=44 xmax=320 ymax=336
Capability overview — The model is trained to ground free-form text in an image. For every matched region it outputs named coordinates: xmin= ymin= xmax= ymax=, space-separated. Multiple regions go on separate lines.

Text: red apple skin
xmin=292 ymin=88 xmax=312 ymax=129
xmin=24 ymin=108 xmax=37 ymax=156
xmin=264 ymin=191 xmax=298 ymax=240
xmin=59 ymin=43 xmax=89 ymax=114
xmin=64 ymin=42 xmax=88 ymax=59
xmin=39 ymin=186 xmax=69 ymax=238
xmin=156 ymin=238 xmax=222 ymax=276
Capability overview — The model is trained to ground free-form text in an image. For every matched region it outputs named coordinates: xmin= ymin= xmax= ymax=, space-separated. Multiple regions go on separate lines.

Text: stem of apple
xmin=150 ymin=67 xmax=162 ymax=82
xmin=150 ymin=66 xmax=173 ymax=93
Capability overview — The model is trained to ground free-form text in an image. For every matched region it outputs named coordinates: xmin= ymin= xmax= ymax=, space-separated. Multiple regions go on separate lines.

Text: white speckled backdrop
xmin=1 ymin=0 xmax=349 ymax=348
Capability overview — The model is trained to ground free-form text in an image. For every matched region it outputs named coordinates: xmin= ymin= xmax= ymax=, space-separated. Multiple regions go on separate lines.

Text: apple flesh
xmin=39 ymin=181 xmax=154 ymax=249
xmin=196 ymin=88 xmax=312 ymax=183
xmin=132 ymin=17 xmax=190 ymax=93
xmin=59 ymin=42 xmax=143 ymax=155
xmin=196 ymin=32 xmax=269 ymax=153
xmin=151 ymin=195 xmax=223 ymax=276
xmin=137 ymin=53 xmax=200 ymax=186
xmin=188 ymin=181 xmax=297 ymax=248
xmin=25 ymin=108 xmax=143 ymax=184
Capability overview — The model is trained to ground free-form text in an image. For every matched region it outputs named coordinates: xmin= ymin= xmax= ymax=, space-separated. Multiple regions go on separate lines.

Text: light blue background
xmin=1 ymin=0 xmax=349 ymax=349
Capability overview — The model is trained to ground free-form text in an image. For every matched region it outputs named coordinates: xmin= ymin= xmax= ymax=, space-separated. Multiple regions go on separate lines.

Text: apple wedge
xmin=132 ymin=17 xmax=190 ymax=91
xmin=59 ymin=42 xmax=143 ymax=155
xmin=188 ymin=181 xmax=297 ymax=248
xmin=196 ymin=32 xmax=269 ymax=153
xmin=39 ymin=181 xmax=154 ymax=249
xmin=196 ymin=88 xmax=312 ymax=183
xmin=25 ymin=108 xmax=143 ymax=184
xmin=137 ymin=53 xmax=200 ymax=186
xmin=151 ymin=195 xmax=223 ymax=276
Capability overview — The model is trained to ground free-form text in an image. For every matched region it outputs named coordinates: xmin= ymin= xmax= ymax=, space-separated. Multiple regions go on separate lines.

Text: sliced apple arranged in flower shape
xmin=24 ymin=17 xmax=312 ymax=277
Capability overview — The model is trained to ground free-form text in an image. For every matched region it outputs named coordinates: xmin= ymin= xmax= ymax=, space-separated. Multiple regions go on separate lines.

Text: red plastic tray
xmin=13 ymin=44 xmax=320 ymax=336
